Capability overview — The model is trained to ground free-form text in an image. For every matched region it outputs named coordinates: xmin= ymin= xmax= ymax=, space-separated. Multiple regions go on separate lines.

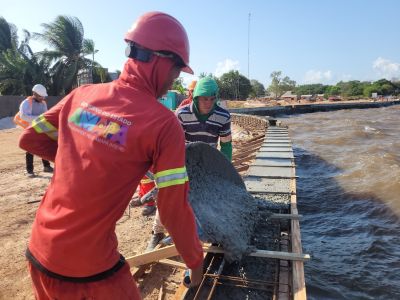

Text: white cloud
xmin=303 ymin=70 xmax=333 ymax=84
xmin=373 ymin=57 xmax=400 ymax=79
xmin=214 ymin=59 xmax=240 ymax=77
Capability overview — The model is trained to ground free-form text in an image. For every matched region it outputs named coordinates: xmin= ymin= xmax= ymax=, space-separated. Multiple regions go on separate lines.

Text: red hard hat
xmin=125 ymin=12 xmax=193 ymax=74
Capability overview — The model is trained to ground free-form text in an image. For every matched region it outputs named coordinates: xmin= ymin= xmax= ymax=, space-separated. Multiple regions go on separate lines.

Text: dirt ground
xmin=0 ymin=123 xmax=252 ymax=300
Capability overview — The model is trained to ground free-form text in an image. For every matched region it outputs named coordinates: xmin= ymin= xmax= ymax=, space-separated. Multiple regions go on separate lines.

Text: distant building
xmin=300 ymin=94 xmax=313 ymax=100
xmin=280 ymin=91 xmax=297 ymax=101
xmin=77 ymin=69 xmax=93 ymax=86
xmin=108 ymin=72 xmax=119 ymax=81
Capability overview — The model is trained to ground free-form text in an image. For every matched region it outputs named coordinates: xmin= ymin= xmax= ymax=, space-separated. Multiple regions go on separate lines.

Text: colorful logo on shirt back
xmin=68 ymin=103 xmax=130 ymax=150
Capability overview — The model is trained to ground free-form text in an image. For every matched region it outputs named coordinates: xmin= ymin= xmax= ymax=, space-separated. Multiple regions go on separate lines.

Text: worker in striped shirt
xmin=146 ymin=76 xmax=232 ymax=250
xmin=176 ymin=76 xmax=232 ymax=160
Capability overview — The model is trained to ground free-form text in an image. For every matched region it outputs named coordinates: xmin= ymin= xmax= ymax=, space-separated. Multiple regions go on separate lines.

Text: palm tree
xmin=34 ymin=15 xmax=95 ymax=94
xmin=0 ymin=17 xmax=18 ymax=52
xmin=0 ymin=17 xmax=51 ymax=95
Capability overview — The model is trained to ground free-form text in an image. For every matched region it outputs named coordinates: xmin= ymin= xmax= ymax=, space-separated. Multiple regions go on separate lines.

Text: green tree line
xmin=176 ymin=70 xmax=400 ymax=101
xmin=0 ymin=15 xmax=112 ymax=96
xmin=294 ymin=79 xmax=400 ymax=99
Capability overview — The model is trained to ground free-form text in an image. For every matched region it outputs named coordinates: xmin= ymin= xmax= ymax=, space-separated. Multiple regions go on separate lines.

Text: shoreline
xmin=227 ymin=99 xmax=400 ymax=117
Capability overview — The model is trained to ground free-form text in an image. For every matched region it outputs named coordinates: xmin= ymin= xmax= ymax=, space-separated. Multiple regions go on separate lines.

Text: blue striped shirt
xmin=175 ymin=103 xmax=231 ymax=147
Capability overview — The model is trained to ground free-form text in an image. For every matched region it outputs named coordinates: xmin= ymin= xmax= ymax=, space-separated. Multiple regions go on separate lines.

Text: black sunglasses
xmin=126 ymin=44 xmax=186 ymax=69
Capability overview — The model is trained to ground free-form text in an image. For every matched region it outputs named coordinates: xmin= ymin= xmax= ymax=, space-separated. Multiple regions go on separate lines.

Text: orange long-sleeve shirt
xmin=19 ymin=58 xmax=203 ymax=277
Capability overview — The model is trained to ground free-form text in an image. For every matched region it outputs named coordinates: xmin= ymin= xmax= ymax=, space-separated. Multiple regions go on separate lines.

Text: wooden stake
xmin=126 ymin=244 xmax=310 ymax=268
xmin=270 ymin=213 xmax=302 ymax=220
xmin=158 ymin=259 xmax=186 ymax=269
xmin=127 ymin=245 xmax=178 ymax=267
xmin=205 ymin=246 xmax=310 ymax=262
xmin=158 ymin=284 xmax=164 ymax=300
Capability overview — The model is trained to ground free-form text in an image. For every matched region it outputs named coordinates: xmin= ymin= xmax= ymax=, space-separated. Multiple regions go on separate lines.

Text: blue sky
xmin=2 ymin=0 xmax=400 ymax=88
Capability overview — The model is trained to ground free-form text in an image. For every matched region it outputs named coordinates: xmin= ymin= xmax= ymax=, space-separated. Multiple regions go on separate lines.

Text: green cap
xmin=193 ymin=77 xmax=219 ymax=102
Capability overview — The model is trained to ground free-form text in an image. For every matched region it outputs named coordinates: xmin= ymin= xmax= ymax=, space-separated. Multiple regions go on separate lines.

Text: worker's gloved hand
xmin=183 ymin=260 xmax=204 ymax=288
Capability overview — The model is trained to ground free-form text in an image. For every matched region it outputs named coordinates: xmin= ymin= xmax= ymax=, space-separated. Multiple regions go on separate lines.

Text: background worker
xmin=177 ymin=76 xmax=232 ymax=160
xmin=146 ymin=76 xmax=232 ymax=250
xmin=177 ymin=80 xmax=197 ymax=108
xmin=19 ymin=12 xmax=203 ymax=299
xmin=130 ymin=170 xmax=157 ymax=216
xmin=14 ymin=84 xmax=53 ymax=177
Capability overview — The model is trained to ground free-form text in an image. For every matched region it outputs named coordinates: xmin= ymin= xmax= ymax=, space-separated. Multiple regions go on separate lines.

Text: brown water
xmin=282 ymin=106 xmax=400 ymax=299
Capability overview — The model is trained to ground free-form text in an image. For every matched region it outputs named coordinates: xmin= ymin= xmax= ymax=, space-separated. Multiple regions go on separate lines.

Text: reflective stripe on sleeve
xmin=155 ymin=167 xmax=188 ymax=189
xmin=140 ymin=178 xmax=154 ymax=184
xmin=32 ymin=115 xmax=58 ymax=141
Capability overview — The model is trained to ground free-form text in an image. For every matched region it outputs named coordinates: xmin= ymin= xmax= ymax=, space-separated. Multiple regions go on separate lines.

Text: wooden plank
xmin=248 ymin=175 xmax=298 ymax=179
xmin=158 ymin=259 xmax=186 ymax=269
xmin=261 ymin=143 xmax=292 ymax=147
xmin=127 ymin=245 xmax=179 ymax=267
xmin=205 ymin=246 xmax=310 ymax=262
xmin=131 ymin=244 xmax=162 ymax=279
xmin=250 ymin=190 xmax=293 ymax=195
xmin=253 ymin=158 xmax=293 ymax=167
xmin=248 ymin=166 xmax=294 ymax=178
xmin=270 ymin=213 xmax=302 ymax=220
xmin=256 ymin=152 xmax=294 ymax=159
xmin=127 ymin=244 xmax=309 ymax=269
xmin=263 ymin=140 xmax=291 ymax=144
xmin=259 ymin=147 xmax=292 ymax=152
xmin=158 ymin=285 xmax=164 ymax=300
xmin=265 ymin=134 xmax=289 ymax=137
xmin=290 ymin=172 xmax=307 ymax=300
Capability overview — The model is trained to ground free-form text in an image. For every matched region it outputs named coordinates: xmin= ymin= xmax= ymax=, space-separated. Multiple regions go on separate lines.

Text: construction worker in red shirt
xmin=19 ymin=11 xmax=203 ymax=299
xmin=177 ymin=80 xmax=197 ymax=108
xmin=130 ymin=170 xmax=157 ymax=216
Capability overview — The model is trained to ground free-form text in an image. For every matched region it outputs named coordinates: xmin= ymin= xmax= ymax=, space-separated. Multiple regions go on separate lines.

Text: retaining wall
xmin=228 ymin=100 xmax=400 ymax=117
xmin=231 ymin=113 xmax=268 ymax=130
xmin=0 ymin=96 xmax=63 ymax=119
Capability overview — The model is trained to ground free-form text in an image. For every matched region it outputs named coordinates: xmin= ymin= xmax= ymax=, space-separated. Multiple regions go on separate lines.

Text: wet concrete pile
xmin=186 ymin=143 xmax=270 ymax=262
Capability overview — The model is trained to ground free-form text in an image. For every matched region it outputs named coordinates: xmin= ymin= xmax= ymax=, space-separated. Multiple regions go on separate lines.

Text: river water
xmin=281 ymin=105 xmax=400 ymax=299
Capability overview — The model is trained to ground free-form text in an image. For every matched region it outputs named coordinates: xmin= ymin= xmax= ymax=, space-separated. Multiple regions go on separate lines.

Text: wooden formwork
xmin=126 ymin=114 xmax=308 ymax=300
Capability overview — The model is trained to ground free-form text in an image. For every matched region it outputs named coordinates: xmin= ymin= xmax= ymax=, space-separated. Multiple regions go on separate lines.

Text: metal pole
xmin=248 ymin=12 xmax=251 ymax=79
xmin=91 ymin=49 xmax=98 ymax=83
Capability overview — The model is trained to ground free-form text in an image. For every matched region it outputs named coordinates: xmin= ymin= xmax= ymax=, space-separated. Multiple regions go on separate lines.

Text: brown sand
xmin=0 ymin=124 xmax=251 ymax=299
